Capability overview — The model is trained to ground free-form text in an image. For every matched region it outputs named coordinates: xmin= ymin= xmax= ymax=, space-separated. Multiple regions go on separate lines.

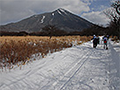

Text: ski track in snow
xmin=0 ymin=39 xmax=120 ymax=90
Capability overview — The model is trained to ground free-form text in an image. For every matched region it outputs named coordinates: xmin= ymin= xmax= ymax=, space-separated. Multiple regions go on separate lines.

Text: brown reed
xmin=0 ymin=36 xmax=92 ymax=70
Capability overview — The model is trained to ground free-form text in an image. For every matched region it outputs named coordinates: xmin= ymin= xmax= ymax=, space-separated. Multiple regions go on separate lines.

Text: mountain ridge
xmin=0 ymin=8 xmax=94 ymax=32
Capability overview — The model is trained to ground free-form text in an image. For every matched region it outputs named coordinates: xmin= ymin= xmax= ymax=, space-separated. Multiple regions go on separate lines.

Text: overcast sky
xmin=0 ymin=0 xmax=116 ymax=26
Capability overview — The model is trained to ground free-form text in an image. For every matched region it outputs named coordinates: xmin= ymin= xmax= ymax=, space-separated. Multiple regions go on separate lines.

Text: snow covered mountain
xmin=0 ymin=8 xmax=93 ymax=32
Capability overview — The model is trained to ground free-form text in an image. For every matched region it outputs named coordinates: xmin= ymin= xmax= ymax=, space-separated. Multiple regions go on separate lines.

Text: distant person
xmin=92 ymin=35 xmax=98 ymax=48
xmin=93 ymin=35 xmax=96 ymax=39
xmin=96 ymin=36 xmax=100 ymax=44
xmin=103 ymin=36 xmax=108 ymax=49
xmin=107 ymin=35 xmax=109 ymax=40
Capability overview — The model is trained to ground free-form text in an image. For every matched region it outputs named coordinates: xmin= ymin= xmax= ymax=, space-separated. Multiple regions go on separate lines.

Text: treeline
xmin=79 ymin=25 xmax=108 ymax=36
xmin=0 ymin=25 xmax=110 ymax=36
xmin=0 ymin=30 xmax=68 ymax=36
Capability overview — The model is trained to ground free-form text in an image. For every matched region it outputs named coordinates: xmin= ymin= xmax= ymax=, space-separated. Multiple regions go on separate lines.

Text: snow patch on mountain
xmin=59 ymin=8 xmax=67 ymax=15
xmin=34 ymin=15 xmax=37 ymax=18
xmin=41 ymin=16 xmax=45 ymax=23
xmin=52 ymin=13 xmax=54 ymax=16
xmin=57 ymin=10 xmax=62 ymax=15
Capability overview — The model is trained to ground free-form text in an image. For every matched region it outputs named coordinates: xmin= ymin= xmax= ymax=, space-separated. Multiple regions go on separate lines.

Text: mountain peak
xmin=57 ymin=8 xmax=66 ymax=11
xmin=53 ymin=8 xmax=69 ymax=15
xmin=0 ymin=8 xmax=93 ymax=32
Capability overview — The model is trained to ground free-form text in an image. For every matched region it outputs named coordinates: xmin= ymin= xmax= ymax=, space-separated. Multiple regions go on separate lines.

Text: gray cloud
xmin=82 ymin=11 xmax=110 ymax=25
xmin=0 ymin=0 xmax=91 ymax=25
xmin=0 ymin=0 xmax=110 ymax=25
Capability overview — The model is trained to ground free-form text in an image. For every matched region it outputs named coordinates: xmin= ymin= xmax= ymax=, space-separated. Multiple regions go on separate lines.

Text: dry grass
xmin=0 ymin=36 xmax=92 ymax=70
xmin=111 ymin=36 xmax=120 ymax=43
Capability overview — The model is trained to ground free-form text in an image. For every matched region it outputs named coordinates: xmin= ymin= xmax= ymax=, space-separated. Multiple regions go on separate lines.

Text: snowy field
xmin=0 ymin=38 xmax=120 ymax=90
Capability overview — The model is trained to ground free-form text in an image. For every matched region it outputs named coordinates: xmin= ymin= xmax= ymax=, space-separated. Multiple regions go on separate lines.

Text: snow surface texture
xmin=0 ymin=39 xmax=120 ymax=90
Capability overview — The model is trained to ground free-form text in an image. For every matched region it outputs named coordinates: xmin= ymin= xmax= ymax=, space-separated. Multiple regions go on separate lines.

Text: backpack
xmin=104 ymin=38 xmax=107 ymax=43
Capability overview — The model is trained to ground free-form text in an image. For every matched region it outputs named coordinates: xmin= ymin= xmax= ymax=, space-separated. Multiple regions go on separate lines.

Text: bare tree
xmin=112 ymin=0 xmax=120 ymax=15
xmin=104 ymin=0 xmax=120 ymax=39
xmin=42 ymin=25 xmax=58 ymax=39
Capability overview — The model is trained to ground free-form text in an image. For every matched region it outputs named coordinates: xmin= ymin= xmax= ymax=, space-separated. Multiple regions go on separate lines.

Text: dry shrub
xmin=111 ymin=36 xmax=120 ymax=43
xmin=0 ymin=36 xmax=91 ymax=70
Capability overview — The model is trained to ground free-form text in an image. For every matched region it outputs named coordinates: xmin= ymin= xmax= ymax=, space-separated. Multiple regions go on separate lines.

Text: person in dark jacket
xmin=93 ymin=35 xmax=98 ymax=48
xmin=92 ymin=35 xmax=100 ymax=48
xmin=96 ymin=35 xmax=100 ymax=44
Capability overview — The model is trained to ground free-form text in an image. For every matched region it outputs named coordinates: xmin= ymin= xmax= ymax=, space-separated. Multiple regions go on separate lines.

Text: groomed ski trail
xmin=49 ymin=48 xmax=92 ymax=90
xmin=0 ymin=40 xmax=120 ymax=90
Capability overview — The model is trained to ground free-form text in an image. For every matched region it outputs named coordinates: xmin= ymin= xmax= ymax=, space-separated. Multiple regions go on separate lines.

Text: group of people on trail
xmin=92 ymin=35 xmax=109 ymax=50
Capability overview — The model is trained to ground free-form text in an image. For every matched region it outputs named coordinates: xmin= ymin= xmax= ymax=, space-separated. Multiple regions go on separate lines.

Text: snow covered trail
xmin=0 ymin=40 xmax=120 ymax=90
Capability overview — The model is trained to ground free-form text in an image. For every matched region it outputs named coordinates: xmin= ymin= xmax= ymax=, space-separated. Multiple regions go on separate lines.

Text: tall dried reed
xmin=0 ymin=36 xmax=92 ymax=70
